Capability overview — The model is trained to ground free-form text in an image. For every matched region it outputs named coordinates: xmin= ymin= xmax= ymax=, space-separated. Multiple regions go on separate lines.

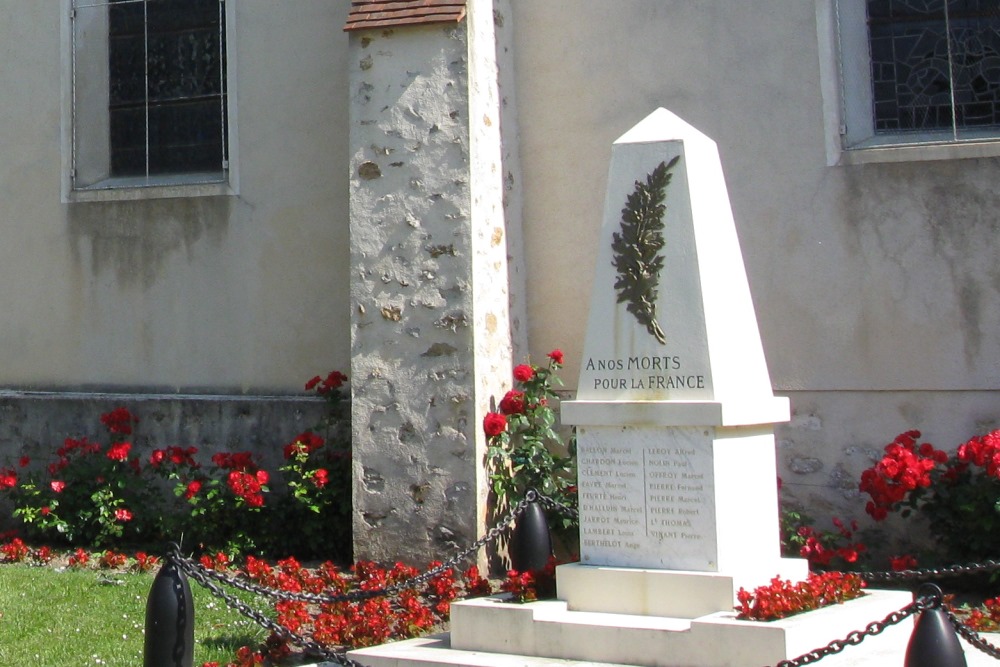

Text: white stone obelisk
xmin=560 ymin=108 xmax=805 ymax=607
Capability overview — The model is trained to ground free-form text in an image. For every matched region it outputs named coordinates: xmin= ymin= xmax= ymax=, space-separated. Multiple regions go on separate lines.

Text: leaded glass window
xmin=868 ymin=0 xmax=1000 ymax=134
xmin=68 ymin=0 xmax=230 ymax=193
xmin=108 ymin=0 xmax=227 ymax=176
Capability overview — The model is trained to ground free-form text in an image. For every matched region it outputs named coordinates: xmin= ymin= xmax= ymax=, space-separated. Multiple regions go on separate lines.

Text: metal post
xmin=510 ymin=491 xmax=552 ymax=572
xmin=904 ymin=584 xmax=967 ymax=667
xmin=143 ymin=553 xmax=195 ymax=667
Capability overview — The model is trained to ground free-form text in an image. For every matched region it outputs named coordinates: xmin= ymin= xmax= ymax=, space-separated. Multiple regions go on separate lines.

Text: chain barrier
xmin=796 ymin=560 xmax=1000 ymax=667
xmin=169 ymin=491 xmax=1000 ymax=666
xmin=948 ymin=607 xmax=1000 ymax=660
xmin=173 ymin=552 xmax=352 ymax=665
xmin=171 ymin=493 xmax=533 ymax=607
xmin=536 ymin=491 xmax=579 ymax=521
xmin=775 ymin=593 xmax=931 ymax=667
xmin=857 ymin=559 xmax=1000 ymax=585
xmin=170 ymin=490 xmax=580 ymax=665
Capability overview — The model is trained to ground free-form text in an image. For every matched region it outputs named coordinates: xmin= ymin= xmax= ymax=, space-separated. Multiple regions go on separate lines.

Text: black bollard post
xmin=143 ymin=554 xmax=195 ymax=667
xmin=904 ymin=584 xmax=967 ymax=667
xmin=510 ymin=491 xmax=553 ymax=572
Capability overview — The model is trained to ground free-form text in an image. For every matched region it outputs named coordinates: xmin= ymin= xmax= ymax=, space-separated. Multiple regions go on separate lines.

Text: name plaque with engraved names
xmin=577 ymin=426 xmax=717 ymax=570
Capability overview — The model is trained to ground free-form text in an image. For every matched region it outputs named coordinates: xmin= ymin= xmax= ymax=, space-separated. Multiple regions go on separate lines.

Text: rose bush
xmin=859 ymin=428 xmax=1000 ymax=563
xmin=4 ymin=408 xmax=157 ymax=547
xmin=484 ymin=349 xmax=578 ymax=542
xmin=0 ymin=373 xmax=353 ymax=559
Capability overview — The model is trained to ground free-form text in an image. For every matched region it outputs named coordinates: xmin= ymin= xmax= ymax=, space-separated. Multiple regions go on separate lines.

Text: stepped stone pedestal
xmin=337 ymin=110 xmax=986 ymax=666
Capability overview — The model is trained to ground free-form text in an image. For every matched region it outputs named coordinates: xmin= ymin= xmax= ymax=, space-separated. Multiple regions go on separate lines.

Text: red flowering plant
xmin=146 ymin=439 xmax=272 ymax=555
xmin=485 ymin=350 xmax=578 ymax=543
xmin=191 ymin=451 xmax=270 ymax=557
xmin=500 ymin=555 xmax=560 ymax=602
xmin=779 ymin=505 xmax=868 ymax=571
xmin=860 ymin=428 xmax=1000 ymax=563
xmin=735 ymin=572 xmax=866 ymax=621
xmin=269 ymin=371 xmax=352 ymax=561
xmin=953 ymin=596 xmax=1000 ymax=632
xmin=230 ymin=557 xmax=486 ymax=659
xmin=1 ymin=407 xmax=157 ymax=547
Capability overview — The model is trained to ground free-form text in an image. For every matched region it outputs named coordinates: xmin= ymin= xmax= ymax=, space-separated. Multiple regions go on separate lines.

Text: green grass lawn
xmin=0 ymin=564 xmax=269 ymax=666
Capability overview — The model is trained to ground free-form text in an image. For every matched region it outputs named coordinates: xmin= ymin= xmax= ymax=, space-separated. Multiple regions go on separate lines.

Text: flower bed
xmin=735 ymin=572 xmax=866 ymax=621
xmin=0 ymin=373 xmax=352 ymax=560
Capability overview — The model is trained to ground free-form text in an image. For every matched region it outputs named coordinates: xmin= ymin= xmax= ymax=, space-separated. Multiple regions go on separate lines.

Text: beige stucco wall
xmin=0 ymin=2 xmax=351 ymax=393
xmin=509 ymin=1 xmax=1000 ymax=531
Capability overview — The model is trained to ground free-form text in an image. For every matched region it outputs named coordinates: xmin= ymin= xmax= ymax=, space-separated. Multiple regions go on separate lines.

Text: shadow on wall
xmin=66 ymin=197 xmax=233 ymax=290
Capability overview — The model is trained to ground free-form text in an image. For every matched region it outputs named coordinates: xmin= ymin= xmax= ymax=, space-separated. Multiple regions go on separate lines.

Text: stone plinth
xmin=344 ymin=589 xmax=967 ymax=667
xmin=561 ymin=108 xmax=797 ymax=591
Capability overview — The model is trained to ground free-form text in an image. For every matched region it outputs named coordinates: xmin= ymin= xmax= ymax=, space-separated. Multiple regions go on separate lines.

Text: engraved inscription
xmin=578 ymin=428 xmax=717 ymax=570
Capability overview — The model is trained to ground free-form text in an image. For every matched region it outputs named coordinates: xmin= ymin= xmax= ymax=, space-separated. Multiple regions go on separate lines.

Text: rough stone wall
xmin=348 ymin=9 xmax=514 ymax=564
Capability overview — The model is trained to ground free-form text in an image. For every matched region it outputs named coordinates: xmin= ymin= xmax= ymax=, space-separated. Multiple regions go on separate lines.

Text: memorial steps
xmin=344 ymin=585 xmax=943 ymax=667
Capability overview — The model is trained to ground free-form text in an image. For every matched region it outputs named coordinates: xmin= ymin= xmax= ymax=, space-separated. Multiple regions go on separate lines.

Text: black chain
xmin=774 ymin=590 xmax=940 ymax=667
xmin=858 ymin=559 xmax=1000 ymax=584
xmin=536 ymin=492 xmax=579 ymax=521
xmin=173 ymin=550 xmax=352 ymax=664
xmin=947 ymin=607 xmax=1000 ymax=659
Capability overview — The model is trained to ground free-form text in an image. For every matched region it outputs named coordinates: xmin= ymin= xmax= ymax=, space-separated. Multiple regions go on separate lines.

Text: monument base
xmin=335 ymin=563 xmax=990 ymax=667
xmin=555 ymin=561 xmax=809 ymax=619
xmin=342 ymin=587 xmax=993 ymax=667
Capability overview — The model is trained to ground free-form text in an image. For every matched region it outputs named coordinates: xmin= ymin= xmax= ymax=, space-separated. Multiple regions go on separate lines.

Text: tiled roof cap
xmin=344 ymin=1 xmax=468 ymax=32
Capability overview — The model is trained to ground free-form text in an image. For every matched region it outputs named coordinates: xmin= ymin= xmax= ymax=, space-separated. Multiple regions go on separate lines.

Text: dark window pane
xmin=108 ymin=0 xmax=226 ymax=177
xmin=867 ymin=0 xmax=1000 ymax=133
xmin=146 ymin=99 xmax=224 ymax=174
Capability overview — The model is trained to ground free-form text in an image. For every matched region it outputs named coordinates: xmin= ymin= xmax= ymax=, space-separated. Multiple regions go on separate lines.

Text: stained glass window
xmin=867 ymin=0 xmax=1000 ymax=134
xmin=107 ymin=0 xmax=227 ymax=177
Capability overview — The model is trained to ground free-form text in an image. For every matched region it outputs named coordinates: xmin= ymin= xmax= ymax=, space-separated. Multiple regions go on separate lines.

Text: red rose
xmin=499 ymin=390 xmax=526 ymax=415
xmin=513 ymin=364 xmax=534 ymax=382
xmin=106 ymin=442 xmax=131 ymax=462
xmin=50 ymin=480 xmax=66 ymax=493
xmin=547 ymin=349 xmax=564 ymax=365
xmin=114 ymin=508 xmax=133 ymax=522
xmin=890 ymin=554 xmax=917 ymax=571
xmin=18 ymin=457 xmax=29 ymax=468
xmin=483 ymin=412 xmax=507 ymax=438
xmin=184 ymin=480 xmax=202 ymax=499
xmin=312 ymin=468 xmax=329 ymax=488
xmin=321 ymin=371 xmax=348 ymax=392
xmin=256 ymin=469 xmax=270 ymax=486
xmin=100 ymin=407 xmax=137 ymax=435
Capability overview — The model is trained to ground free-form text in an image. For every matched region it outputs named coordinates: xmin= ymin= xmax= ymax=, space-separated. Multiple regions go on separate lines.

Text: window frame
xmin=817 ymin=0 xmax=1000 ymax=165
xmin=61 ymin=0 xmax=239 ymax=202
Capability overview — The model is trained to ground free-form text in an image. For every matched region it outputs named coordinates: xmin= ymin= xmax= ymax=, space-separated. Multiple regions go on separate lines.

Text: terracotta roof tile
xmin=344 ymin=1 xmax=467 ymax=32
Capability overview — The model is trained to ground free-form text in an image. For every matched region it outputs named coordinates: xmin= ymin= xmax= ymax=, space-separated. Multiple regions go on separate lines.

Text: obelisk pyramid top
xmin=563 ymin=108 xmax=788 ymax=427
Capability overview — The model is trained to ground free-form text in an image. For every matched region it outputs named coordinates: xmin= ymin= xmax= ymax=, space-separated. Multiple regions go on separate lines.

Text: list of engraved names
xmin=577 ymin=429 xmax=716 ymax=569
